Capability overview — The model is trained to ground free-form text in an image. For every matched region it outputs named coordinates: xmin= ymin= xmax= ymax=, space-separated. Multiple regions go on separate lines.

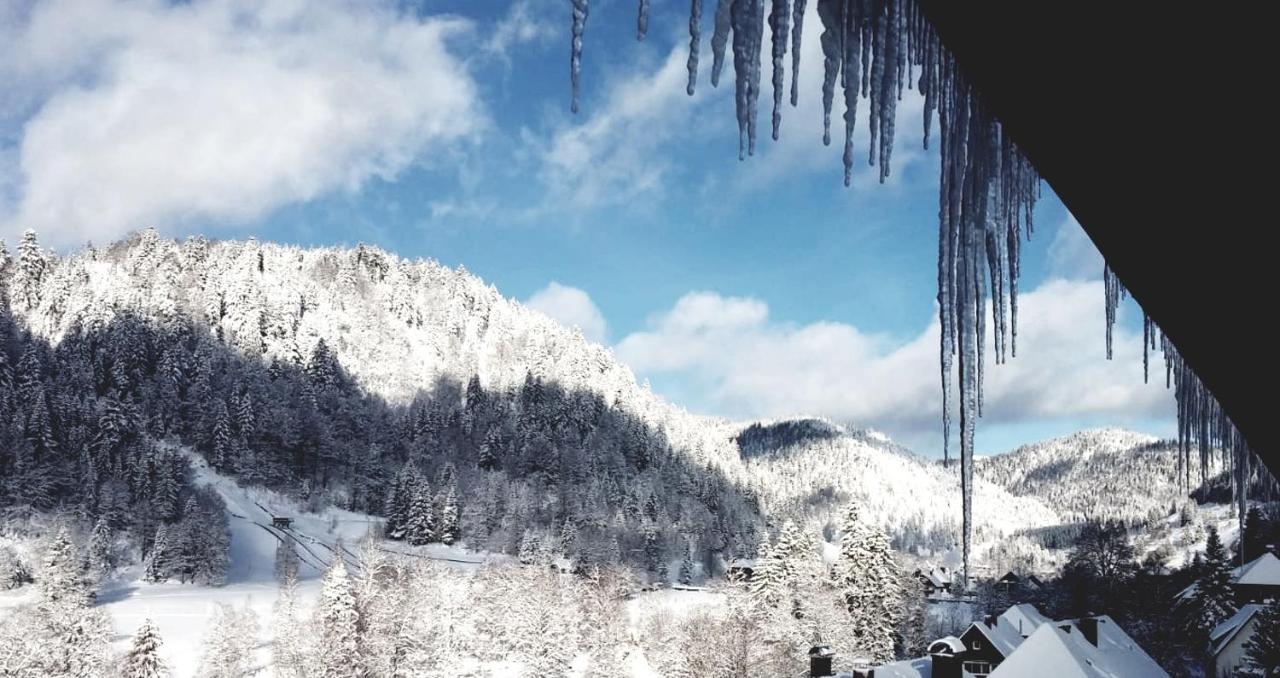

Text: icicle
xmin=731 ymin=0 xmax=766 ymax=158
xmin=817 ymin=0 xmax=841 ymax=147
xmin=564 ymin=0 xmax=1276 ymax=588
xmin=637 ymin=0 xmax=650 ymax=39
xmin=710 ymin=0 xmax=733 ymax=87
xmin=687 ymin=0 xmax=703 ymax=95
xmin=769 ymin=0 xmax=791 ymax=140
xmin=840 ymin=0 xmax=860 ymax=185
xmin=1103 ymin=263 xmax=1126 ymax=360
xmin=1142 ymin=311 xmax=1152 ymax=383
xmin=570 ymin=0 xmax=590 ymax=114
xmin=790 ymin=0 xmax=808 ymax=106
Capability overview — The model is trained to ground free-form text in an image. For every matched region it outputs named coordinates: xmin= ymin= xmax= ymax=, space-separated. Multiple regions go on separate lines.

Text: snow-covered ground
xmin=1 ymin=452 xmax=492 ymax=677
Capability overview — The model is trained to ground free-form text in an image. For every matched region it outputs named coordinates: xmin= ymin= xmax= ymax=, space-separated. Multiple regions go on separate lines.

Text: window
xmin=972 ymin=639 xmax=983 ymax=650
xmin=963 ymin=660 xmax=994 ymax=677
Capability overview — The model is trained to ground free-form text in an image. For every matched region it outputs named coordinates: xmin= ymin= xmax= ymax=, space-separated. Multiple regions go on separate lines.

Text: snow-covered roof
xmin=1209 ymin=603 xmax=1262 ymax=656
xmin=1236 ymin=552 xmax=1280 ymax=586
xmin=999 ymin=603 xmax=1053 ymax=637
xmin=928 ymin=636 xmax=965 ymax=654
xmin=872 ymin=657 xmax=933 ymax=678
xmin=990 ymin=617 xmax=1169 ymax=678
xmin=965 ymin=615 xmax=1026 ymax=657
xmin=916 ymin=566 xmax=951 ymax=588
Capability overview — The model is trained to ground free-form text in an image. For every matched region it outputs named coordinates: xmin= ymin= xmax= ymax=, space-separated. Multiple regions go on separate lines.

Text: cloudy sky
xmin=0 ymin=0 xmax=1174 ymax=455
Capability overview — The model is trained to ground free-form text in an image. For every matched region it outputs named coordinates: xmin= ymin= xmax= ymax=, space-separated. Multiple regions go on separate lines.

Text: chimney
xmin=984 ymin=614 xmax=997 ymax=628
xmin=1079 ymin=617 xmax=1099 ymax=647
xmin=809 ymin=645 xmax=836 ymax=677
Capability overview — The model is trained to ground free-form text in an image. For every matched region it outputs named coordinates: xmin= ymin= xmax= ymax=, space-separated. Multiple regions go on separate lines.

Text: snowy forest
xmin=0 ymin=229 xmax=1275 ymax=676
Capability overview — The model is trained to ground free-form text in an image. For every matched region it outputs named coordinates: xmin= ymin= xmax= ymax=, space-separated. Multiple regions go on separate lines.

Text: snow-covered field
xmin=3 ymin=453 xmax=491 ymax=677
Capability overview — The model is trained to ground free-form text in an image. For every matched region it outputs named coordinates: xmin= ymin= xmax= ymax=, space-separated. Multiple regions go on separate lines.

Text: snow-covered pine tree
xmin=22 ymin=527 xmax=114 ymax=677
xmin=121 ymin=618 xmax=169 ymax=678
xmin=210 ymin=402 xmax=233 ymax=470
xmin=271 ymin=572 xmax=308 ymax=678
xmin=196 ymin=604 xmax=259 ymax=678
xmin=405 ymin=481 xmax=436 ymax=546
xmin=478 ymin=428 xmax=501 ymax=471
xmin=86 ymin=518 xmax=113 ymax=577
xmin=679 ymin=540 xmax=696 ymax=585
xmin=39 ymin=527 xmax=93 ymax=607
xmin=315 ymin=558 xmax=362 ymax=678
xmin=12 ymin=229 xmax=46 ymax=312
xmin=1188 ymin=526 xmax=1237 ymax=635
xmin=144 ymin=524 xmax=170 ymax=583
xmin=837 ymin=502 xmax=900 ymax=663
xmin=518 ymin=531 xmax=545 ymax=565
xmin=1244 ymin=599 xmax=1280 ymax=674
xmin=438 ymin=484 xmax=460 ymax=545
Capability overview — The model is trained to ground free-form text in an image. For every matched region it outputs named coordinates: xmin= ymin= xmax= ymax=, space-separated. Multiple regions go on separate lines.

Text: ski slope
xmin=94 ymin=449 xmax=486 ymax=676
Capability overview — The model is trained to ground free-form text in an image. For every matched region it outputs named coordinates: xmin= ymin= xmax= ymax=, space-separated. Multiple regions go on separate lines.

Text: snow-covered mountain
xmin=0 ymin=229 xmax=1220 ymax=585
xmin=726 ymin=418 xmax=1060 ymax=557
xmin=0 ymin=228 xmax=761 ymax=581
xmin=975 ymin=428 xmax=1208 ymax=526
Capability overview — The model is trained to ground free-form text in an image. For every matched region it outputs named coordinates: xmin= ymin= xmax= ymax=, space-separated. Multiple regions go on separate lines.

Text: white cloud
xmin=482 ymin=0 xmax=559 ymax=64
xmin=616 ymin=279 xmax=1172 ymax=443
xmin=526 ymin=282 xmax=608 ymax=343
xmin=0 ymin=0 xmax=483 ymax=247
xmin=1047 ymin=215 xmax=1104 ymax=280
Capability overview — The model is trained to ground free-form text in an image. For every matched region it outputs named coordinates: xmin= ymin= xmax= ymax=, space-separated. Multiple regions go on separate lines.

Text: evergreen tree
xmin=1242 ymin=506 xmax=1272 ymax=563
xmin=87 ymin=518 xmax=113 ymax=577
xmin=316 ymin=559 xmax=362 ymax=678
xmin=272 ymin=572 xmax=308 ymax=678
xmin=211 ymin=402 xmax=233 ymax=470
xmin=1188 ymin=526 xmax=1237 ymax=634
xmin=478 ymin=428 xmax=501 ymax=471
xmin=837 ymin=502 xmax=900 ymax=663
xmin=144 ymin=524 xmax=171 ymax=583
xmin=121 ymin=618 xmax=169 ymax=678
xmin=1245 ymin=600 xmax=1280 ymax=675
xmin=13 ymin=229 xmax=46 ymax=311
xmin=405 ymin=482 xmax=436 ymax=546
xmin=196 ymin=604 xmax=258 ymax=678
xmin=438 ymin=484 xmax=460 ymax=546
xmin=678 ymin=541 xmax=696 ymax=585
xmin=39 ymin=527 xmax=93 ymax=607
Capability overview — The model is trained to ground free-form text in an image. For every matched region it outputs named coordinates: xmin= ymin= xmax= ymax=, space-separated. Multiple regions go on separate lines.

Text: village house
xmin=913 ymin=566 xmax=953 ymax=597
xmin=1231 ymin=551 xmax=1280 ymax=605
xmin=836 ymin=603 xmax=1167 ymax=678
xmin=1207 ymin=603 xmax=1267 ymax=678
xmin=1177 ymin=550 xmax=1280 ymax=606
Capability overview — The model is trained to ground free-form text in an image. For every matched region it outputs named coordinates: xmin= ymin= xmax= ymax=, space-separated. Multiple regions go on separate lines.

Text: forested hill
xmin=0 ymin=229 xmax=760 ymax=579
xmin=728 ymin=418 xmax=1061 ymax=556
xmin=975 ymin=428 xmax=1203 ymax=526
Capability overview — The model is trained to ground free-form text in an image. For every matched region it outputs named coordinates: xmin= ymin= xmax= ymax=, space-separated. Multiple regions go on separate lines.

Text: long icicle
xmin=570 ymin=0 xmax=1267 ymax=587
xmin=570 ymin=0 xmax=590 ymax=114
xmin=687 ymin=0 xmax=703 ymax=95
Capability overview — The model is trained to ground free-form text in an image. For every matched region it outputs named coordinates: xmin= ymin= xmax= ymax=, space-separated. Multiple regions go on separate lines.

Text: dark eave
xmin=917 ymin=2 xmax=1274 ymax=477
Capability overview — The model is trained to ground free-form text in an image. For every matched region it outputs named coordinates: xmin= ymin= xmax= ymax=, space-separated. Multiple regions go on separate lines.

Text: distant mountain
xmin=726 ymin=417 xmax=1061 ymax=559
xmin=0 ymin=229 xmax=760 ymax=581
xmin=975 ymin=428 xmax=1205 ymax=527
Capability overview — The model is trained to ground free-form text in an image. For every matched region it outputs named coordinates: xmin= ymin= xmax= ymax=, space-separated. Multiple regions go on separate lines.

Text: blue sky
xmin=0 ymin=0 xmax=1175 ymax=455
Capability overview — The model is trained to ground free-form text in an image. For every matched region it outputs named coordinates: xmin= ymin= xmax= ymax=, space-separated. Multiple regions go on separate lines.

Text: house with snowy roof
xmin=1207 ymin=603 xmax=1266 ymax=678
xmin=988 ymin=615 xmax=1168 ymax=677
xmin=913 ymin=566 xmax=953 ymax=596
xmin=1231 ymin=551 xmax=1280 ymax=605
xmin=1177 ymin=550 xmax=1280 ymax=605
xmin=846 ymin=604 xmax=1165 ymax=678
